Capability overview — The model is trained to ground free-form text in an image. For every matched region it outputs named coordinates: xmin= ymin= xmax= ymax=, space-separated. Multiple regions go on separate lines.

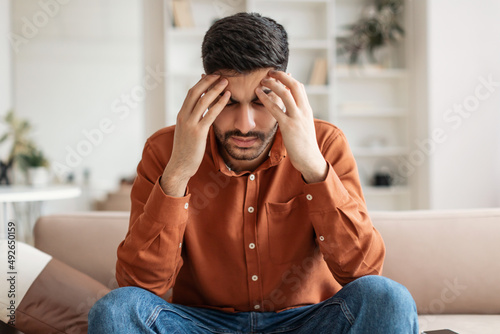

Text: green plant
xmin=336 ymin=0 xmax=405 ymax=65
xmin=17 ymin=146 xmax=50 ymax=169
xmin=0 ymin=110 xmax=49 ymax=169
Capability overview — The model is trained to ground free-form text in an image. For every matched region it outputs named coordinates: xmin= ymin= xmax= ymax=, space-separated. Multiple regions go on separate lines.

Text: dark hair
xmin=202 ymin=12 xmax=288 ymax=74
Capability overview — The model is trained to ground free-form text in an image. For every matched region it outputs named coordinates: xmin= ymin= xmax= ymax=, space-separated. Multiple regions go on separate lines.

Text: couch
xmin=2 ymin=208 xmax=500 ymax=333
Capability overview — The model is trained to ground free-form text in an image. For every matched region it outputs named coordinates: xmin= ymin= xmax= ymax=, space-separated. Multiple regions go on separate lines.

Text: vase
xmin=28 ymin=167 xmax=50 ymax=187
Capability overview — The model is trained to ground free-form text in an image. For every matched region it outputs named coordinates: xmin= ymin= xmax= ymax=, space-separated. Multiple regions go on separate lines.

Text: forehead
xmin=222 ymin=68 xmax=270 ymax=88
xmin=219 ymin=68 xmax=274 ymax=101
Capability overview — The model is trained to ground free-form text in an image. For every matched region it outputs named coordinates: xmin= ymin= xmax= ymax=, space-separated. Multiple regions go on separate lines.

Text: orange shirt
xmin=116 ymin=120 xmax=385 ymax=312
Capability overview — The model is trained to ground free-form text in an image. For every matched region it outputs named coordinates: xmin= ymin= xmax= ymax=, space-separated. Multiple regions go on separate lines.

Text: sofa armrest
xmin=371 ymin=208 xmax=500 ymax=315
xmin=34 ymin=211 xmax=129 ymax=289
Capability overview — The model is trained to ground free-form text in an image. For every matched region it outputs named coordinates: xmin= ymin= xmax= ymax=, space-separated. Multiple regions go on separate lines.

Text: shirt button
xmin=249 ymin=243 xmax=256 ymax=249
xmin=319 ymin=236 xmax=325 ymax=241
xmin=179 ymin=242 xmax=182 ymax=248
xmin=249 ymin=174 xmax=255 ymax=181
xmin=254 ymin=304 xmax=260 ymax=310
xmin=248 ymin=206 xmax=255 ymax=213
xmin=306 ymin=194 xmax=313 ymax=201
xmin=184 ymin=203 xmax=189 ymax=209
xmin=252 ymin=275 xmax=258 ymax=281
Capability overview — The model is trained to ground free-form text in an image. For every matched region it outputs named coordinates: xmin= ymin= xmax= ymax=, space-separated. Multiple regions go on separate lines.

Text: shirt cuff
xmin=303 ymin=163 xmax=350 ymax=212
xmin=143 ymin=176 xmax=191 ymax=227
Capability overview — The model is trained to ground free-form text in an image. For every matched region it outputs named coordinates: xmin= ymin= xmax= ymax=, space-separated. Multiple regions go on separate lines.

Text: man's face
xmin=212 ymin=68 xmax=284 ymax=170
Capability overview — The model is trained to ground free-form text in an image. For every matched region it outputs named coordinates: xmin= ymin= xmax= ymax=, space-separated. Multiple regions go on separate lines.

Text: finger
xmin=268 ymin=70 xmax=309 ymax=109
xmin=192 ymin=78 xmax=229 ymax=120
xmin=255 ymin=87 xmax=286 ymax=124
xmin=180 ymin=74 xmax=221 ymax=116
xmin=261 ymin=78 xmax=298 ymax=116
xmin=200 ymin=90 xmax=231 ymax=128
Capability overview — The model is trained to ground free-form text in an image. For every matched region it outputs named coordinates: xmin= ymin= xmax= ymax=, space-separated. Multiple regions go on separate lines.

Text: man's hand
xmin=256 ymin=70 xmax=327 ymax=184
xmin=161 ymin=74 xmax=231 ymax=197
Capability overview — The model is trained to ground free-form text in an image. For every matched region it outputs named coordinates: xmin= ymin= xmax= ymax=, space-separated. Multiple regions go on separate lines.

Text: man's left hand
xmin=256 ymin=70 xmax=328 ymax=184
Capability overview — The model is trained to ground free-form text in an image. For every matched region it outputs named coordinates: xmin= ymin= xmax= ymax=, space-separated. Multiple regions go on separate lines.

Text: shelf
xmin=305 ymin=85 xmax=330 ymax=95
xmin=168 ymin=71 xmax=202 ymax=78
xmin=289 ymin=39 xmax=330 ymax=49
xmin=352 ymin=147 xmax=408 ymax=157
xmin=163 ymin=0 xmax=415 ymax=210
xmin=335 ymin=68 xmax=407 ymax=79
xmin=363 ymin=186 xmax=410 ymax=196
xmin=168 ymin=28 xmax=206 ymax=38
xmin=338 ymin=108 xmax=408 ymax=118
xmin=254 ymin=0 xmax=329 ymax=3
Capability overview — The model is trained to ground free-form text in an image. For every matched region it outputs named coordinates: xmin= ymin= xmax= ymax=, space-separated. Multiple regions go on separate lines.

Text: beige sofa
xmin=2 ymin=208 xmax=500 ymax=333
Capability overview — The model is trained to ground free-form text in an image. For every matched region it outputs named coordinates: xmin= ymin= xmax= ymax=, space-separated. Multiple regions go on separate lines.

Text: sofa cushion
xmin=1 ymin=241 xmax=110 ymax=334
xmin=1 ymin=240 xmax=51 ymax=325
xmin=371 ymin=208 xmax=500 ymax=314
xmin=418 ymin=314 xmax=500 ymax=334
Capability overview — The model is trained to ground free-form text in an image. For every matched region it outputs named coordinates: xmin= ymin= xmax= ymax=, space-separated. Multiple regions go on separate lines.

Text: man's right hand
xmin=160 ymin=74 xmax=231 ymax=197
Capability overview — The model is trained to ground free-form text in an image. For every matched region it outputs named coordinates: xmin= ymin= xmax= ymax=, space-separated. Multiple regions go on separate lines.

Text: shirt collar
xmin=207 ymin=126 xmax=287 ymax=177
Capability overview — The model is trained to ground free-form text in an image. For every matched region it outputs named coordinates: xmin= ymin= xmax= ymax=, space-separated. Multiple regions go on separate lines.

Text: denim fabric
xmin=88 ymin=276 xmax=418 ymax=334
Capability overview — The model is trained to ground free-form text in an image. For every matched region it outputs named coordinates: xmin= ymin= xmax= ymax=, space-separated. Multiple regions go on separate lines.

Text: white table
xmin=0 ymin=185 xmax=81 ymax=243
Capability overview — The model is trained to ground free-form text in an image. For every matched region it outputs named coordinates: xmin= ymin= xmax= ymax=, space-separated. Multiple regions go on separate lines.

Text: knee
xmin=350 ymin=276 xmax=417 ymax=312
xmin=88 ymin=286 xmax=146 ymax=324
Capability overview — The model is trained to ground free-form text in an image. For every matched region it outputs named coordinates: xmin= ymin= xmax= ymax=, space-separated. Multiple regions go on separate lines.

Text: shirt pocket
xmin=265 ymin=195 xmax=316 ymax=265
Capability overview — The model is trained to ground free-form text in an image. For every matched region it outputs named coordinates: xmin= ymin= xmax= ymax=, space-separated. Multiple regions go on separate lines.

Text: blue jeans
xmin=88 ymin=276 xmax=418 ymax=334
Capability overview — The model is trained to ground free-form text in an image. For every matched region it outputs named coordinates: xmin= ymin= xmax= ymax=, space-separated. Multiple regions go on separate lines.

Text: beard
xmin=213 ymin=123 xmax=278 ymax=161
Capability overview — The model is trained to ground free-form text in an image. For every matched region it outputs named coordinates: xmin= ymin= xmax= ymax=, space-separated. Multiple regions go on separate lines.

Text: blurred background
xmin=0 ymin=0 xmax=499 ymax=226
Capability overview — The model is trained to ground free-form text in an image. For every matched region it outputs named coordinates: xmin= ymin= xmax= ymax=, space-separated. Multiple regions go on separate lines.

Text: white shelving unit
xmin=162 ymin=0 xmax=416 ymax=210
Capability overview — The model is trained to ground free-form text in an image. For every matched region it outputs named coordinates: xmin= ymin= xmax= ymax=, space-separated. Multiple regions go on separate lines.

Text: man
xmin=89 ymin=12 xmax=418 ymax=333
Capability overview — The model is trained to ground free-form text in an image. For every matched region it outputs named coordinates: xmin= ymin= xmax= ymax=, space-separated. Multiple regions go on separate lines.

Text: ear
xmin=201 ymin=74 xmax=206 ymax=79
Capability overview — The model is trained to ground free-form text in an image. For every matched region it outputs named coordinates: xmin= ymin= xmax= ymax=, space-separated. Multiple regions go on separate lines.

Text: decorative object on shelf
xmin=373 ymin=166 xmax=393 ymax=187
xmin=172 ymin=0 xmax=194 ymax=28
xmin=336 ymin=0 xmax=404 ymax=66
xmin=0 ymin=110 xmax=51 ymax=186
xmin=308 ymin=58 xmax=328 ymax=85
xmin=372 ymin=158 xmax=397 ymax=187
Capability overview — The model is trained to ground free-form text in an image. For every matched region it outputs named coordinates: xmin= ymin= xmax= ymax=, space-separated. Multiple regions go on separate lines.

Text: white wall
xmin=0 ymin=0 xmax=12 ymax=231
xmin=427 ymin=0 xmax=500 ymax=208
xmin=0 ymin=0 xmax=12 ymax=122
xmin=11 ymin=0 xmax=146 ymax=208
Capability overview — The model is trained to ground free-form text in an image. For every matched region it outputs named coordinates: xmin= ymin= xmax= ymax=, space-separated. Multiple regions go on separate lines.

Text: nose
xmin=233 ymin=104 xmax=256 ymax=134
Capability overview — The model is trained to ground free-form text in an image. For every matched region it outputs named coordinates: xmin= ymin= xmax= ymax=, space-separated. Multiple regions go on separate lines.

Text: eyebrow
xmin=222 ymin=88 xmax=272 ymax=104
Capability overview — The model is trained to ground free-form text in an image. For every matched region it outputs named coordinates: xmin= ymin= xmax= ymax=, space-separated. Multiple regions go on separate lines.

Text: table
xmin=0 ymin=185 xmax=81 ymax=244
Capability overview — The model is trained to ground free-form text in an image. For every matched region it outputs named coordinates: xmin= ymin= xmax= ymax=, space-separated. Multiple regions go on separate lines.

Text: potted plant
xmin=0 ymin=110 xmax=33 ymax=185
xmin=17 ymin=146 xmax=51 ymax=187
xmin=336 ymin=0 xmax=405 ymax=67
xmin=0 ymin=110 xmax=50 ymax=186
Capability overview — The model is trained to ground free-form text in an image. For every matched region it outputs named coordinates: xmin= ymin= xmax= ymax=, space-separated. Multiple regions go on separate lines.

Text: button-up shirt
xmin=116 ymin=120 xmax=385 ymax=312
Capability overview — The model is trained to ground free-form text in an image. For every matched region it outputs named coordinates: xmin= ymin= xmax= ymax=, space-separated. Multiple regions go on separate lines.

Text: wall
xmin=0 ymin=0 xmax=12 ymax=125
xmin=0 ymin=0 xmax=12 ymax=231
xmin=427 ymin=0 xmax=500 ymax=208
xmin=11 ymin=0 xmax=145 ymax=209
